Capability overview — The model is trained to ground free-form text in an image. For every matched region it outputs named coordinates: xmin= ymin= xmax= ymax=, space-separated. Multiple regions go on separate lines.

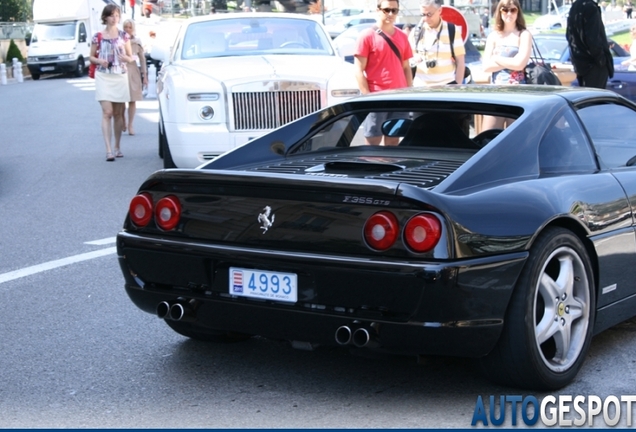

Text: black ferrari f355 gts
xmin=118 ymin=85 xmax=636 ymax=390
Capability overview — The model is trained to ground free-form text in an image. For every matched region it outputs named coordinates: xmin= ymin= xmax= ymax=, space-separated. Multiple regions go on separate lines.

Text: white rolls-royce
xmin=154 ymin=13 xmax=361 ymax=168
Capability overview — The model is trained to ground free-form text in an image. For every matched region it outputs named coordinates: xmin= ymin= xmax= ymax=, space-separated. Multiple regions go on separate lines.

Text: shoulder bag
xmin=524 ymin=35 xmax=562 ymax=85
xmin=88 ymin=32 xmax=102 ymax=79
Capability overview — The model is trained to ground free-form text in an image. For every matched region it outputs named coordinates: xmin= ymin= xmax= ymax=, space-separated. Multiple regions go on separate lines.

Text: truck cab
xmin=27 ymin=20 xmax=90 ymax=80
xmin=27 ymin=0 xmax=116 ymax=80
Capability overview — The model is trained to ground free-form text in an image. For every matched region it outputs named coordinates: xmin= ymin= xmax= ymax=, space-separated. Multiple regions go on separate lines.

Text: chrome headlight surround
xmin=199 ymin=106 xmax=215 ymax=120
xmin=188 ymin=93 xmax=220 ymax=121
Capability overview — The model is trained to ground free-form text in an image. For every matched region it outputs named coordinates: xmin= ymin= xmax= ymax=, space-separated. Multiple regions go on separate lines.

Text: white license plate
xmin=41 ymin=66 xmax=55 ymax=71
xmin=229 ymin=267 xmax=297 ymax=303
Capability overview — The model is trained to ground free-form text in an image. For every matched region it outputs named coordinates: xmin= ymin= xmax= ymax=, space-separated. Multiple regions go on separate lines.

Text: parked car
xmin=531 ymin=33 xmax=634 ymax=98
xmin=151 ymin=13 xmax=359 ymax=168
xmin=118 ymin=85 xmax=636 ymax=390
xmin=531 ymin=4 xmax=570 ymax=31
xmin=325 ymin=13 xmax=378 ymax=38
xmin=309 ymin=7 xmax=371 ymax=26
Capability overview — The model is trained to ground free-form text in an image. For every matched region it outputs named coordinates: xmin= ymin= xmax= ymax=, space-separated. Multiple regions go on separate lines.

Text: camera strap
xmin=421 ymin=22 xmax=444 ymax=62
xmin=374 ymin=27 xmax=402 ymax=63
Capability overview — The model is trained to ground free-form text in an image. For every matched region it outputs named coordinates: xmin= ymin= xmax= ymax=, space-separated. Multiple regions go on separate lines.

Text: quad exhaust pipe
xmin=156 ymin=300 xmax=196 ymax=322
xmin=335 ymin=325 xmax=379 ymax=348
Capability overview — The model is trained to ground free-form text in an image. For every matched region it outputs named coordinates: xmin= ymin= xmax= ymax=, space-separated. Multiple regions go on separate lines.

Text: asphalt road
xmin=1 ymin=75 xmax=635 ymax=428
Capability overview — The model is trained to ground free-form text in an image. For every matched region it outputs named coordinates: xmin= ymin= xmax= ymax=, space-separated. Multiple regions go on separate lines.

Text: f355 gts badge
xmin=258 ymin=206 xmax=275 ymax=233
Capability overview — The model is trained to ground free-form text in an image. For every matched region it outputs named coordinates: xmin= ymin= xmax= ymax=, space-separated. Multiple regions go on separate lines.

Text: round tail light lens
xmin=129 ymin=193 xmax=153 ymax=227
xmin=404 ymin=213 xmax=442 ymax=253
xmin=363 ymin=211 xmax=399 ymax=251
xmin=155 ymin=196 xmax=181 ymax=231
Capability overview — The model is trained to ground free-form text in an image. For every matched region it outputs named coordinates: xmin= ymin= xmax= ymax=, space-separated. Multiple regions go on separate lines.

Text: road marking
xmin=0 ymin=247 xmax=116 ymax=285
xmin=84 ymin=237 xmax=116 ymax=245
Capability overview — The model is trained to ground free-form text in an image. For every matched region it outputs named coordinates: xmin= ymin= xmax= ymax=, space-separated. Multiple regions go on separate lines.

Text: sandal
xmin=115 ymin=150 xmax=124 ymax=158
xmin=106 ymin=152 xmax=115 ymax=162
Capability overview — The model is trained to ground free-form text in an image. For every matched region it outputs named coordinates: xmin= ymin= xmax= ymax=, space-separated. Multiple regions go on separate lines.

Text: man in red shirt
xmin=354 ymin=0 xmax=413 ymax=146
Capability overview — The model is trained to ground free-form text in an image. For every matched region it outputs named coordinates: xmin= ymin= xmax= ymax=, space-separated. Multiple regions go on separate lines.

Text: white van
xmin=27 ymin=0 xmax=116 ymax=80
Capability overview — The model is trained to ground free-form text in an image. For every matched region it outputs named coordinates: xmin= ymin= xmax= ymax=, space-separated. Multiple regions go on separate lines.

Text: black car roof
xmin=351 ymin=85 xmax=623 ymax=107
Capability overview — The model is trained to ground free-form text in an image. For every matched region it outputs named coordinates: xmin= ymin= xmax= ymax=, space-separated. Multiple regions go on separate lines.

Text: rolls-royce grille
xmin=232 ymin=90 xmax=321 ymax=131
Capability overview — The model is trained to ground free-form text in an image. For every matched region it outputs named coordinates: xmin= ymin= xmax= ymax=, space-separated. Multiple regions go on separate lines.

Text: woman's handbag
xmin=88 ymin=32 xmax=102 ymax=79
xmin=525 ymin=36 xmax=561 ymax=85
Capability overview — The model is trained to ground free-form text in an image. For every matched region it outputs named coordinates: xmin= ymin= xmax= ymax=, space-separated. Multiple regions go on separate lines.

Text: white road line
xmin=84 ymin=237 xmax=117 ymax=246
xmin=0 ymin=247 xmax=117 ymax=285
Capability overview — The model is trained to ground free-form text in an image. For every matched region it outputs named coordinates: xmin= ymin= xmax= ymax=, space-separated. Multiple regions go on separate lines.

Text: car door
xmin=576 ymin=101 xmax=636 ymax=307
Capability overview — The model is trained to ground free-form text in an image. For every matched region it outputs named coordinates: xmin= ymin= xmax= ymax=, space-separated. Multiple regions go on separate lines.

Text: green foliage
xmin=612 ymin=30 xmax=632 ymax=48
xmin=0 ymin=0 xmax=32 ymax=22
xmin=5 ymin=39 xmax=24 ymax=65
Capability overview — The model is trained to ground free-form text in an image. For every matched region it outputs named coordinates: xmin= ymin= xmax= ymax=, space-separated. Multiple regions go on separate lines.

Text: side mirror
xmin=381 ymin=118 xmax=412 ymax=137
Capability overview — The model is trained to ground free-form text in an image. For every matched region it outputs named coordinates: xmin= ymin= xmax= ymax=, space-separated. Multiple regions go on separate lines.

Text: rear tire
xmin=158 ymin=120 xmax=164 ymax=159
xmin=158 ymin=114 xmax=176 ymax=168
xmin=74 ymin=57 xmax=85 ymax=77
xmin=31 ymin=73 xmax=40 ymax=80
xmin=165 ymin=320 xmax=251 ymax=343
xmin=162 ymin=126 xmax=176 ymax=168
xmin=480 ymin=227 xmax=595 ymax=390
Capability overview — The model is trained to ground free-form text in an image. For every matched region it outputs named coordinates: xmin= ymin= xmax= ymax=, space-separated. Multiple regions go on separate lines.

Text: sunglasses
xmin=421 ymin=10 xmax=439 ymax=17
xmin=379 ymin=7 xmax=399 ymax=14
xmin=500 ymin=7 xmax=518 ymax=13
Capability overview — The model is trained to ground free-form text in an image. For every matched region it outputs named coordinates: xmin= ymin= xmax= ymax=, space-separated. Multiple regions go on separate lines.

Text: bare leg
xmin=481 ymin=115 xmax=506 ymax=131
xmin=100 ymin=100 xmax=115 ymax=157
xmin=113 ymin=102 xmax=126 ymax=155
xmin=365 ymin=136 xmax=382 ymax=146
xmin=383 ymin=136 xmax=399 ymax=146
xmin=122 ymin=103 xmax=127 ymax=132
xmin=128 ymin=101 xmax=137 ymax=135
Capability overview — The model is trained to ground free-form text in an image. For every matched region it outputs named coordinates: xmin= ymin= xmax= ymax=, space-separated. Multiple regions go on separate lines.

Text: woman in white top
xmin=481 ymin=0 xmax=532 ymax=130
xmin=88 ymin=4 xmax=133 ymax=161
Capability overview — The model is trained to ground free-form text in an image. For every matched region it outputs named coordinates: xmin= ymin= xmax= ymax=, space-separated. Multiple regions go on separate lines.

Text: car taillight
xmin=129 ymin=193 xmax=153 ymax=227
xmin=363 ymin=211 xmax=399 ymax=251
xmin=404 ymin=213 xmax=442 ymax=253
xmin=155 ymin=195 xmax=181 ymax=231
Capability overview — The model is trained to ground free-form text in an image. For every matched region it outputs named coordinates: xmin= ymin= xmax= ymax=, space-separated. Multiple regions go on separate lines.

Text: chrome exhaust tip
xmin=352 ymin=328 xmax=370 ymax=348
xmin=335 ymin=326 xmax=352 ymax=345
xmin=169 ymin=303 xmax=186 ymax=321
xmin=156 ymin=301 xmax=171 ymax=319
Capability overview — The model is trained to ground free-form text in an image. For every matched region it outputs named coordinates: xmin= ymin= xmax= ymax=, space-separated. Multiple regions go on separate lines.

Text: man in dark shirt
xmin=566 ymin=0 xmax=614 ymax=89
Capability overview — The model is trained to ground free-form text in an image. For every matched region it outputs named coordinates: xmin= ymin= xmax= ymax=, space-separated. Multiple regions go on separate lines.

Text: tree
xmin=0 ymin=0 xmax=33 ymax=22
xmin=5 ymin=39 xmax=24 ymax=65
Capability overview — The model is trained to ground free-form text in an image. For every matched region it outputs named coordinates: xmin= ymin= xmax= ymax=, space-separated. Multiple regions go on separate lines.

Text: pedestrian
xmin=621 ymin=25 xmax=636 ymax=69
xmin=566 ymin=0 xmax=614 ymax=89
xmin=403 ymin=23 xmax=414 ymax=37
xmin=143 ymin=0 xmax=155 ymax=18
xmin=129 ymin=0 xmax=136 ymax=19
xmin=482 ymin=7 xmax=490 ymax=34
xmin=210 ymin=5 xmax=216 ymax=14
xmin=88 ymin=4 xmax=133 ymax=161
xmin=625 ymin=0 xmax=633 ymax=18
xmin=481 ymin=0 xmax=531 ymax=130
xmin=121 ymin=0 xmax=126 ymax=13
xmin=354 ymin=0 xmax=413 ymax=146
xmin=409 ymin=0 xmax=466 ymax=86
xmin=122 ymin=19 xmax=148 ymax=136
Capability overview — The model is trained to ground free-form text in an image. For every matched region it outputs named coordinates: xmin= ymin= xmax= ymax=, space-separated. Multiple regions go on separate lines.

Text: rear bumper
xmin=117 ymin=231 xmax=528 ymax=357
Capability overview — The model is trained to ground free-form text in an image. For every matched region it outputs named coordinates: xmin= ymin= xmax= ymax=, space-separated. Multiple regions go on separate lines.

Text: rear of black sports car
xmin=117 ymin=163 xmax=528 ymax=358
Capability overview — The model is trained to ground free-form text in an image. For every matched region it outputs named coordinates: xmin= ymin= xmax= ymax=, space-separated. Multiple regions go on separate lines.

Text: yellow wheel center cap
xmin=558 ymin=302 xmax=566 ymax=316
